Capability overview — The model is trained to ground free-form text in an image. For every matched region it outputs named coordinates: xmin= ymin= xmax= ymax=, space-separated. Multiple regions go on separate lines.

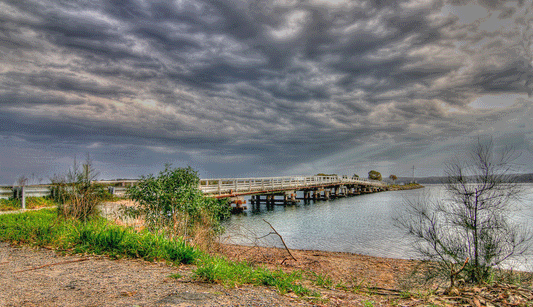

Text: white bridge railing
xmin=1 ymin=176 xmax=385 ymax=200
xmin=198 ymin=176 xmax=385 ymax=196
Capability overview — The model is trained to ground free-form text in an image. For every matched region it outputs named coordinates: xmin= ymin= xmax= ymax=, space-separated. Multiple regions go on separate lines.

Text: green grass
xmin=0 ymin=199 xmax=20 ymax=211
xmin=0 ymin=197 xmax=57 ymax=211
xmin=0 ymin=209 xmax=315 ymax=297
xmin=308 ymin=271 xmax=334 ymax=288
xmin=0 ymin=209 xmax=199 ymax=264
xmin=194 ymin=256 xmax=318 ymax=296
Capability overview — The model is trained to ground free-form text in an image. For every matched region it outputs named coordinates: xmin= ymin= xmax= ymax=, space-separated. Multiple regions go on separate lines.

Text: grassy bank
xmin=387 ymin=183 xmax=424 ymax=191
xmin=0 ymin=197 xmax=57 ymax=211
xmin=0 ymin=209 xmax=317 ymax=297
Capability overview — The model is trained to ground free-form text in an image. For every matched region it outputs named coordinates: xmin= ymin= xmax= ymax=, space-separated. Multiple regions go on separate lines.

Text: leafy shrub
xmin=126 ymin=165 xmax=230 ymax=245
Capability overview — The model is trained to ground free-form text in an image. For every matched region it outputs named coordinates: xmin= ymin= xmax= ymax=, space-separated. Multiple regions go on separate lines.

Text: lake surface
xmin=222 ymin=184 xmax=533 ymax=271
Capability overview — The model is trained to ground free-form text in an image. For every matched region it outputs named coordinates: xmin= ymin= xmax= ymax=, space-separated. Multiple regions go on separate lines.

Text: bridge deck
xmin=198 ymin=176 xmax=385 ymax=197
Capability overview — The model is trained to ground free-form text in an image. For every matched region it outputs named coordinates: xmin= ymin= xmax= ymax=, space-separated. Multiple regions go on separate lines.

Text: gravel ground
xmin=0 ymin=242 xmax=314 ymax=307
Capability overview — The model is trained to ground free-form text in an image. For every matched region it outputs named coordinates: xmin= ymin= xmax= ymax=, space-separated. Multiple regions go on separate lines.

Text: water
xmin=222 ymin=184 xmax=533 ymax=271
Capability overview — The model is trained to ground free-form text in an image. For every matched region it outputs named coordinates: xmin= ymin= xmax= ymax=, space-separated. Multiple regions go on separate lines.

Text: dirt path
xmin=0 ymin=242 xmax=315 ymax=307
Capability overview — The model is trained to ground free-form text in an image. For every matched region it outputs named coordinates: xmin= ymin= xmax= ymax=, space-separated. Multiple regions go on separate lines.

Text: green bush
xmin=0 ymin=209 xmax=60 ymax=245
xmin=126 ymin=165 xmax=230 ymax=241
xmin=71 ymin=221 xmax=200 ymax=263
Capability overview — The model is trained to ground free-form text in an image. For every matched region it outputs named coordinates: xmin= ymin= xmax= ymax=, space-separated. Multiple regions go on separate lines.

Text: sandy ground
xmin=1 ymin=240 xmax=424 ymax=307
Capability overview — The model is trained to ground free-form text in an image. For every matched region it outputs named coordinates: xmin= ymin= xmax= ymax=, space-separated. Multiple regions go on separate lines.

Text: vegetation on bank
xmin=368 ymin=170 xmax=382 ymax=181
xmin=50 ymin=155 xmax=114 ymax=221
xmin=0 ymin=209 xmax=318 ymax=297
xmin=125 ymin=165 xmax=230 ymax=242
xmin=387 ymin=183 xmax=424 ymax=191
xmin=1 ymin=163 xmax=318 ymax=297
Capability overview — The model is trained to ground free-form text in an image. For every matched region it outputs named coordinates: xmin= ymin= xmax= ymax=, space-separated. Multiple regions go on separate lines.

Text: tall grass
xmin=0 ymin=209 xmax=199 ymax=265
xmin=0 ymin=208 xmax=60 ymax=245
xmin=71 ymin=220 xmax=198 ymax=263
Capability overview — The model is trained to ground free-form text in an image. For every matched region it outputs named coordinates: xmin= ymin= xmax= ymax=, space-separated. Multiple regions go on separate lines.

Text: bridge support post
xmin=283 ymin=190 xmax=296 ymax=205
xmin=229 ymin=196 xmax=247 ymax=213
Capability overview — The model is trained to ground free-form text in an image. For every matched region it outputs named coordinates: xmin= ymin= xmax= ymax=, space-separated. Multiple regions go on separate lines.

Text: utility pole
xmin=411 ymin=165 xmax=415 ymax=184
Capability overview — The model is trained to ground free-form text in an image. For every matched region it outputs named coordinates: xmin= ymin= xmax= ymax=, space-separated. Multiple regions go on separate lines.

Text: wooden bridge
xmin=198 ymin=175 xmax=385 ymax=196
xmin=198 ymin=175 xmax=387 ymax=211
xmin=2 ymin=175 xmax=387 ymax=211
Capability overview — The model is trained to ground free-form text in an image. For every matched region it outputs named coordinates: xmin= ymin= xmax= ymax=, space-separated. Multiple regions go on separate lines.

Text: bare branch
xmin=396 ymin=136 xmax=532 ymax=285
xmin=262 ymin=219 xmax=297 ymax=262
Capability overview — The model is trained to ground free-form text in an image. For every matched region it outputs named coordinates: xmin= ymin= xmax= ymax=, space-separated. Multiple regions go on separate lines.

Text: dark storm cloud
xmin=1 ymin=0 xmax=533 ymax=183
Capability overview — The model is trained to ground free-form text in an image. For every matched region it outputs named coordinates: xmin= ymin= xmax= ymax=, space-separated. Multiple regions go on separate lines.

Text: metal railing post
xmin=21 ymin=186 xmax=26 ymax=209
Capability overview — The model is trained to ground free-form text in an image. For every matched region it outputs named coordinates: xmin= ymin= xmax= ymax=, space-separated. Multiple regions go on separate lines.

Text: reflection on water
xmin=222 ymin=185 xmax=533 ymax=271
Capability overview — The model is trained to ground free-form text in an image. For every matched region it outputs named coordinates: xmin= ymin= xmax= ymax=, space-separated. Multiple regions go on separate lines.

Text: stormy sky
xmin=1 ymin=0 xmax=533 ymax=184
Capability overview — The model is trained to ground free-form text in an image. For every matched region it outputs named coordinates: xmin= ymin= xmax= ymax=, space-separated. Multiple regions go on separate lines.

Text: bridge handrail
xmin=198 ymin=175 xmax=385 ymax=195
xmin=1 ymin=176 xmax=386 ymax=200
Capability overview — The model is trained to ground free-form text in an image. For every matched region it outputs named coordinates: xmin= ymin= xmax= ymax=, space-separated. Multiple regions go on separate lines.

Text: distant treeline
xmin=396 ymin=173 xmax=533 ymax=184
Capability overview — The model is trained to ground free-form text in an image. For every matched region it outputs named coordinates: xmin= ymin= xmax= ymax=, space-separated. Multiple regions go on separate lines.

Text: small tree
xmin=368 ymin=170 xmax=382 ymax=181
xmin=126 ymin=165 xmax=230 ymax=242
xmin=396 ymin=137 xmax=532 ymax=287
xmin=389 ymin=174 xmax=398 ymax=184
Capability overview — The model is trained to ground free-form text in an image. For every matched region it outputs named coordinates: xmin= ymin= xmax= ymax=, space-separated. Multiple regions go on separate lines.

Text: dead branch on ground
xmin=14 ymin=258 xmax=89 ymax=273
xmin=262 ymin=219 xmax=297 ymax=264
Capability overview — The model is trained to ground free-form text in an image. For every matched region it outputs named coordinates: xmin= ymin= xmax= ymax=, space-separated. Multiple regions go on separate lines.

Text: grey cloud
xmin=1 ymin=0 xmax=533 ymax=183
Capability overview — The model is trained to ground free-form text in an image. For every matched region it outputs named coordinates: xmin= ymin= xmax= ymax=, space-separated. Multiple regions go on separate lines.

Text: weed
xmin=0 ymin=209 xmax=200 ymax=265
xmin=351 ymin=277 xmax=367 ymax=293
xmin=168 ymin=273 xmax=182 ymax=279
xmin=52 ymin=155 xmax=106 ymax=221
xmin=309 ymin=271 xmax=333 ymax=288
xmin=362 ymin=300 xmax=375 ymax=307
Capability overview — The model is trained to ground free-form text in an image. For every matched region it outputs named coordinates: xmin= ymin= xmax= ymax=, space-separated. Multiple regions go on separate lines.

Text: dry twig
xmin=262 ymin=219 xmax=297 ymax=263
xmin=14 ymin=258 xmax=89 ymax=273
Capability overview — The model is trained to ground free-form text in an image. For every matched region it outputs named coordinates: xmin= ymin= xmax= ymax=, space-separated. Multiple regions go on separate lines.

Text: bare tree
xmin=396 ymin=137 xmax=532 ymax=287
xmin=54 ymin=154 xmax=104 ymax=221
